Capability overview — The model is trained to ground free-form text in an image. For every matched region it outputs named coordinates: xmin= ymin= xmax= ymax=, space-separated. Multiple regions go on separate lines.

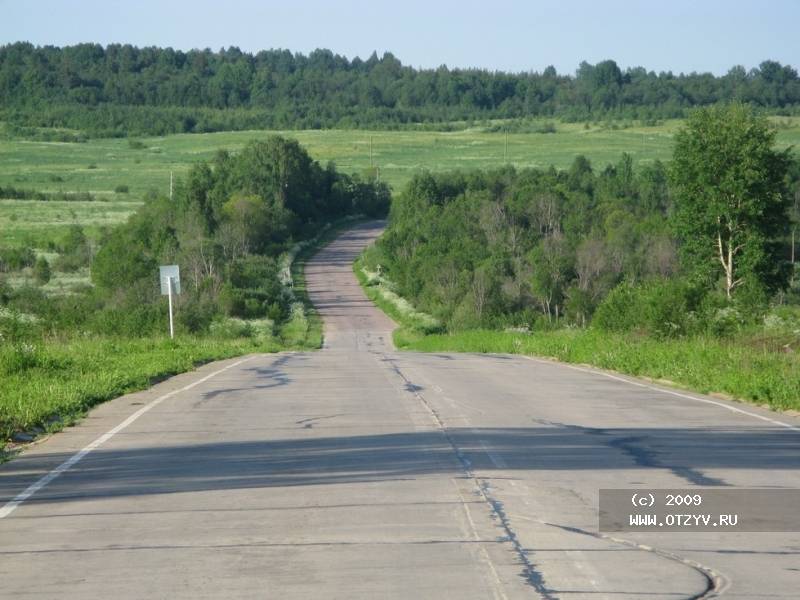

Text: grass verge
xmin=353 ymin=253 xmax=442 ymax=345
xmin=0 ymin=335 xmax=275 ymax=454
xmin=402 ymin=329 xmax=800 ymax=412
xmin=353 ymin=250 xmax=800 ymax=413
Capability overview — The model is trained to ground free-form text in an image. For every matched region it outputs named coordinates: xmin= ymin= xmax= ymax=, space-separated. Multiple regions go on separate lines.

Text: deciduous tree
xmin=670 ymin=103 xmax=792 ymax=299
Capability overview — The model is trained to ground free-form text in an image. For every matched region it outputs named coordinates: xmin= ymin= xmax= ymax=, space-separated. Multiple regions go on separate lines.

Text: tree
xmin=529 ymin=232 xmax=572 ymax=321
xmin=670 ymin=103 xmax=792 ymax=299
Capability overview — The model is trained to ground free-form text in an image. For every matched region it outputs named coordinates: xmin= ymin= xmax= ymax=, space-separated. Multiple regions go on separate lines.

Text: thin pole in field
xmin=504 ymin=127 xmax=508 ymax=164
xmin=370 ymin=136 xmax=373 ymax=168
xmin=169 ymin=171 xmax=174 ymax=201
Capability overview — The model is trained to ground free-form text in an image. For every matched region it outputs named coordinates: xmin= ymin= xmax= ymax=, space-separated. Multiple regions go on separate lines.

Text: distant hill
xmin=1 ymin=42 xmax=799 ymax=135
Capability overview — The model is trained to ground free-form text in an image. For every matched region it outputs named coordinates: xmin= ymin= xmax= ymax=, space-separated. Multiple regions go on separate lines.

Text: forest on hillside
xmin=2 ymin=42 xmax=800 ymax=135
xmin=372 ymin=105 xmax=800 ymax=337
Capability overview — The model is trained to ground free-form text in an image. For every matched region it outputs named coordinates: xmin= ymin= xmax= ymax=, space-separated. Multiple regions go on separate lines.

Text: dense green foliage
xmin=670 ymin=103 xmax=792 ymax=299
xmin=375 ymin=155 xmax=680 ymax=331
xmin=89 ymin=135 xmax=388 ymax=331
xmin=2 ymin=42 xmax=799 ymax=135
xmin=357 ymin=104 xmax=800 ymax=411
xmin=1 ymin=136 xmax=386 ymax=342
xmin=374 ymin=106 xmax=799 ymax=337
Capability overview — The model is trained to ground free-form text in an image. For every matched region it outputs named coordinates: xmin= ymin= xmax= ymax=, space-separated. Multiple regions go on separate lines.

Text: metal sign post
xmin=159 ymin=265 xmax=181 ymax=339
xmin=167 ymin=276 xmax=175 ymax=338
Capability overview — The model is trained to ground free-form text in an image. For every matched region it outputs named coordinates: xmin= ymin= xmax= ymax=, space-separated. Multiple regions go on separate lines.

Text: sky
xmin=1 ymin=0 xmax=798 ymax=76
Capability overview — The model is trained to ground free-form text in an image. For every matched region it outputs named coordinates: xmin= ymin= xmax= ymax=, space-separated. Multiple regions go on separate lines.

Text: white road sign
xmin=159 ymin=265 xmax=181 ymax=295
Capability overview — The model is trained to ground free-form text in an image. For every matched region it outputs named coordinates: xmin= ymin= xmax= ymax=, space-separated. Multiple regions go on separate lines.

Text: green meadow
xmin=0 ymin=198 xmax=140 ymax=247
xmin=1 ymin=118 xmax=795 ymax=197
xmin=1 ymin=117 xmax=798 ymax=250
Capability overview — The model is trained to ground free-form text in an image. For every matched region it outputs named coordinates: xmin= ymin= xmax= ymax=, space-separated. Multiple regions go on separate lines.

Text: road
xmin=1 ymin=221 xmax=799 ymax=599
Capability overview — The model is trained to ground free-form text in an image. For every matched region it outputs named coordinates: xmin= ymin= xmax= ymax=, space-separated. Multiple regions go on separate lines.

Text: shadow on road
xmin=2 ymin=426 xmax=798 ymax=505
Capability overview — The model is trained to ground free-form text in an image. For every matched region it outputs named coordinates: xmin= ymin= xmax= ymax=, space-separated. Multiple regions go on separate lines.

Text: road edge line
xmin=0 ymin=355 xmax=254 ymax=520
xmin=520 ymin=355 xmax=800 ymax=432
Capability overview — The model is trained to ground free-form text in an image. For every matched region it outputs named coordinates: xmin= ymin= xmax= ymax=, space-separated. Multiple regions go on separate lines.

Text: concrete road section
xmin=1 ymin=221 xmax=799 ymax=599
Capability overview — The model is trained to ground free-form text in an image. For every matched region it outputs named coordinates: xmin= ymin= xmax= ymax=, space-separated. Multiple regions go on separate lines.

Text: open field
xmin=0 ymin=198 xmax=140 ymax=248
xmin=1 ymin=117 xmax=798 ymax=262
xmin=2 ymin=118 xmax=798 ymax=204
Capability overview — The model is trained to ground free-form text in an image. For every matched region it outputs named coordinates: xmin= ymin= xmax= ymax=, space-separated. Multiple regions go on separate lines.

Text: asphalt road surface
xmin=1 ymin=221 xmax=799 ymax=599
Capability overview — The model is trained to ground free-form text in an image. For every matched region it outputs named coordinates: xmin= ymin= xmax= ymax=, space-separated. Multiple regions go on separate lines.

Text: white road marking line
xmin=521 ymin=355 xmax=800 ymax=433
xmin=0 ymin=356 xmax=254 ymax=520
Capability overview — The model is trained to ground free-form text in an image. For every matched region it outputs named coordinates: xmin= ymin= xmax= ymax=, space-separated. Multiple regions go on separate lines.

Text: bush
xmin=219 ymin=284 xmax=245 ymax=318
xmin=0 ymin=246 xmax=36 ymax=272
xmin=7 ymin=285 xmax=49 ymax=316
xmin=0 ymin=342 xmax=39 ymax=375
xmin=53 ymin=253 xmax=85 ymax=273
xmin=114 ymin=184 xmax=129 ymax=194
xmin=592 ymin=283 xmax=639 ymax=332
xmin=87 ymin=304 xmax=165 ymax=337
xmin=640 ymin=279 xmax=701 ymax=338
xmin=592 ymin=279 xmax=704 ymax=338
xmin=763 ymin=306 xmax=800 ymax=333
xmin=209 ymin=317 xmax=253 ymax=339
xmin=33 ymin=257 xmax=51 ymax=285
xmin=698 ymin=293 xmax=742 ymax=337
xmin=0 ymin=277 xmax=11 ymax=304
xmin=229 ymin=255 xmax=280 ymax=291
xmin=178 ymin=296 xmax=217 ymax=334
xmin=0 ymin=309 xmax=40 ymax=343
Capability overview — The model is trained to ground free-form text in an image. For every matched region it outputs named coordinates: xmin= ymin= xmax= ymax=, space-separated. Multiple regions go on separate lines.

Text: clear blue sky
xmin=1 ymin=0 xmax=797 ymax=75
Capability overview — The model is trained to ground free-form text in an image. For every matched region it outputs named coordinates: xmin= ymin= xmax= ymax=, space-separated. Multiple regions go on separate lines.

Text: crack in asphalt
xmin=379 ymin=352 xmax=554 ymax=599
xmin=383 ymin=362 xmax=731 ymax=599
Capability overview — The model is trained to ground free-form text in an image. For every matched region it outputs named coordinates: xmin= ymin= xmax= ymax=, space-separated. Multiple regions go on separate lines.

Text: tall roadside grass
xmin=402 ymin=329 xmax=800 ymax=412
xmin=354 ymin=250 xmax=443 ymax=342
xmin=0 ymin=336 xmax=272 ymax=450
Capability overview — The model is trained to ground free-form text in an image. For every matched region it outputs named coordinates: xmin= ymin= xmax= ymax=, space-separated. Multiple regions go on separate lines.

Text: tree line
xmin=373 ymin=104 xmax=799 ymax=337
xmin=2 ymin=42 xmax=799 ymax=135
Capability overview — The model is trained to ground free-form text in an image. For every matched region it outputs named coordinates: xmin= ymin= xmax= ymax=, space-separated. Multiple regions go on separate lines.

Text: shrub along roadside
xmin=353 ymin=256 xmax=443 ymax=348
xmin=354 ymin=249 xmax=800 ymax=413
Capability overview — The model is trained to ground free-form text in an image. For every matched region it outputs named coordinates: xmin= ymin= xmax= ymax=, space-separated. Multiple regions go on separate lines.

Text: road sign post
xmin=159 ymin=265 xmax=181 ymax=339
xmin=167 ymin=276 xmax=174 ymax=338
